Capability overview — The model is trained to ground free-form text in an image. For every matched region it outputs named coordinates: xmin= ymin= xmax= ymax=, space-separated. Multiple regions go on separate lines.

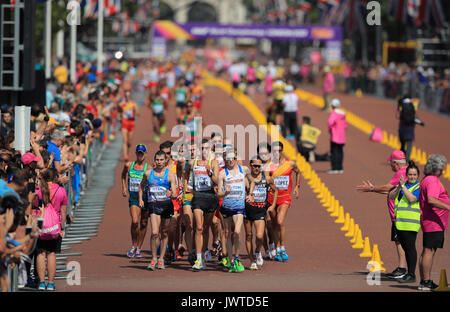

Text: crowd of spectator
xmin=0 ymin=57 xmax=133 ymax=291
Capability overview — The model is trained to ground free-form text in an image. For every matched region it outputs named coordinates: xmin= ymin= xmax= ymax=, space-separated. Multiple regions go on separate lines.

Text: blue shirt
xmin=397 ymin=181 xmax=420 ymax=202
xmin=47 ymin=141 xmax=61 ymax=166
xmin=0 ymin=179 xmax=15 ymax=198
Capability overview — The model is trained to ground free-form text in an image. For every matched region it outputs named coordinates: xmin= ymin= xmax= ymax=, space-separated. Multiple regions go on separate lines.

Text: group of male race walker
xmin=118 ymin=60 xmax=301 ymax=273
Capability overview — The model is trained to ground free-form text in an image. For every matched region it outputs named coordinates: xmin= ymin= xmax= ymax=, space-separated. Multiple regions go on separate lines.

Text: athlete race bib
xmin=153 ymin=103 xmax=163 ymax=114
xmin=124 ymin=109 xmax=134 ymax=120
xmin=274 ymin=176 xmax=289 ymax=190
xmin=195 ymin=175 xmax=212 ymax=191
xmin=176 ymin=92 xmax=186 ymax=102
xmin=129 ymin=177 xmax=141 ymax=192
xmin=149 ymin=186 xmax=168 ymax=201
xmin=226 ymin=184 xmax=244 ymax=201
xmin=252 ymin=187 xmax=267 ymax=202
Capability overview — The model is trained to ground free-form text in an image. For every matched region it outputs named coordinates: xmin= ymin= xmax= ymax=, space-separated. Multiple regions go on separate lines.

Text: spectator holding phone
xmin=35 ymin=168 xmax=67 ymax=291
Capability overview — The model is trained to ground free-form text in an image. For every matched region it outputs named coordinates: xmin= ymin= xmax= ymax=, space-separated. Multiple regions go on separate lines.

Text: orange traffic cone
xmin=351 ymin=228 xmax=364 ymax=249
xmin=434 ymin=269 xmax=450 ymax=292
xmin=359 ymin=237 xmax=372 ymax=257
xmin=344 ymin=218 xmax=355 ymax=237
xmin=340 ymin=213 xmax=350 ymax=231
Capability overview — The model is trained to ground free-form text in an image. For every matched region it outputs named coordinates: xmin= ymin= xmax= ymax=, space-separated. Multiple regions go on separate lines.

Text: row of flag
xmin=34 ymin=0 xmax=122 ymax=19
xmin=112 ymin=12 xmax=144 ymax=36
xmin=388 ymin=0 xmax=446 ymax=28
xmin=317 ymin=0 xmax=446 ymax=30
xmin=81 ymin=0 xmax=122 ymax=18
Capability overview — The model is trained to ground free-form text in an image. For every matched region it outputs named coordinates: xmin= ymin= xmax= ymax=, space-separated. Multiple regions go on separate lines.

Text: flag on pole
xmin=425 ymin=0 xmax=446 ymax=28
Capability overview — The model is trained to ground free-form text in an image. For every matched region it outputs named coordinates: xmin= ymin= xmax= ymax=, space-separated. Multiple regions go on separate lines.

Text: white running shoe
xmin=250 ymin=262 xmax=258 ymax=270
xmin=270 ymin=248 xmax=277 ymax=259
xmin=192 ymin=260 xmax=204 ymax=270
xmin=256 ymin=253 xmax=264 ymax=266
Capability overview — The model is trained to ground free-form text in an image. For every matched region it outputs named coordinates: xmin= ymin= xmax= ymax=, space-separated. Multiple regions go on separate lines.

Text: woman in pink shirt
xmin=327 ymin=99 xmax=347 ymax=174
xmin=35 ymin=168 xmax=68 ymax=291
xmin=418 ymin=154 xmax=450 ymax=291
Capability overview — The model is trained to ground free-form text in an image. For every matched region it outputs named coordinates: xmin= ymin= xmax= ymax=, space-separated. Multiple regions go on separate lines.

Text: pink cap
xmin=386 ymin=150 xmax=406 ymax=162
xmin=21 ymin=152 xmax=41 ymax=165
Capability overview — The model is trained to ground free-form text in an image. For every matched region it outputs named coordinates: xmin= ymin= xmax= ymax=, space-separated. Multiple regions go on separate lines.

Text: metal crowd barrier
xmin=333 ymin=74 xmax=450 ymax=116
xmin=6 ymin=134 xmax=107 ymax=292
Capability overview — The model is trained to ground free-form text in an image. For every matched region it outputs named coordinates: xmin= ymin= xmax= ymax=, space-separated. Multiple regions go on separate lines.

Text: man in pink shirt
xmin=322 ymin=66 xmax=334 ymax=112
xmin=327 ymin=99 xmax=347 ymax=174
xmin=418 ymin=154 xmax=450 ymax=291
xmin=356 ymin=150 xmax=408 ymax=279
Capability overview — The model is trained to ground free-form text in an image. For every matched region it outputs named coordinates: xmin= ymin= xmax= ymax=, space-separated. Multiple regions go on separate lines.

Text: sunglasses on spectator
xmin=251 ymin=163 xmax=262 ymax=168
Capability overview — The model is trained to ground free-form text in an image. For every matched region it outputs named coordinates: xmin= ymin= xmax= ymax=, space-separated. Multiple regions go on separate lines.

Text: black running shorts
xmin=423 ymin=231 xmax=445 ymax=250
xmin=192 ymin=192 xmax=218 ymax=214
xmin=245 ymin=203 xmax=267 ymax=221
xmin=150 ymin=201 xmax=174 ymax=219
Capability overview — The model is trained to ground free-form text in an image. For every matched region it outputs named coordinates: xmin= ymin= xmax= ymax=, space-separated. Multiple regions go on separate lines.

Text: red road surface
xmin=58 ymin=82 xmax=450 ymax=292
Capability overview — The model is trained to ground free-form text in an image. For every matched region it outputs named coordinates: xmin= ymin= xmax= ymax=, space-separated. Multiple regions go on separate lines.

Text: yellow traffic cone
xmin=422 ymin=151 xmax=427 ymax=165
xmin=382 ymin=131 xmax=388 ymax=145
xmin=369 ymin=244 xmax=385 ymax=272
xmin=350 ymin=225 xmax=360 ymax=243
xmin=330 ymin=203 xmax=340 ymax=217
xmin=359 ymin=237 xmax=372 ymax=257
xmin=388 ymin=134 xmax=394 ymax=148
xmin=410 ymin=146 xmax=417 ymax=161
xmin=340 ymin=213 xmax=350 ymax=231
xmin=352 ymin=228 xmax=364 ymax=249
xmin=317 ymin=184 xmax=326 ymax=199
xmin=321 ymin=191 xmax=330 ymax=205
xmin=344 ymin=218 xmax=355 ymax=237
xmin=334 ymin=206 xmax=345 ymax=223
xmin=326 ymin=198 xmax=335 ymax=212
xmin=395 ymin=137 xmax=401 ymax=150
xmin=324 ymin=194 xmax=333 ymax=208
xmin=434 ymin=269 xmax=450 ymax=292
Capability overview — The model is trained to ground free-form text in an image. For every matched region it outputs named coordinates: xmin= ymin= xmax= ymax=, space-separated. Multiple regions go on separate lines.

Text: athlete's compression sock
xmin=281 ymin=246 xmax=286 ymax=252
xmin=276 ymin=247 xmax=281 ymax=253
xmin=197 ymin=253 xmax=202 ymax=262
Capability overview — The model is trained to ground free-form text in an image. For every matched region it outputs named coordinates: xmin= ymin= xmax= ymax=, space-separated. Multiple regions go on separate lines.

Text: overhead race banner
xmin=152 ymin=21 xmax=342 ymax=42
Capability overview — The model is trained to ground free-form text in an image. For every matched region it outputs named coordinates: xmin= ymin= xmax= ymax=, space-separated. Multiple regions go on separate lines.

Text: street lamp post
xmin=97 ymin=0 xmax=104 ymax=77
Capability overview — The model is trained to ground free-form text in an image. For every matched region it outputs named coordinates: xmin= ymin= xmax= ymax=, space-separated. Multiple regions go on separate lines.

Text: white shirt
xmin=282 ymin=92 xmax=299 ymax=113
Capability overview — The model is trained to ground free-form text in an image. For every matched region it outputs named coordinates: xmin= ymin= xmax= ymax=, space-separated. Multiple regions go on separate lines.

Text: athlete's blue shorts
xmin=220 ymin=206 xmax=246 ymax=219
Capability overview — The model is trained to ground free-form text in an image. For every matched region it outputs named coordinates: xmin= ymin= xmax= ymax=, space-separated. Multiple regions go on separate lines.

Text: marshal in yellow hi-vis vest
xmin=394 ymin=182 xmax=421 ymax=232
xmin=300 ymin=124 xmax=322 ymax=146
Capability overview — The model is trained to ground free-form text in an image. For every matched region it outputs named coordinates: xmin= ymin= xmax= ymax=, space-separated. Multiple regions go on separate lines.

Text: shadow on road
xmin=388 ymin=284 xmax=420 ymax=291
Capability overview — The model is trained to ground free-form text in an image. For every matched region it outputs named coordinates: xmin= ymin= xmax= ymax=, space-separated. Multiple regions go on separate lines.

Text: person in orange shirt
xmin=119 ymin=90 xmax=138 ymax=161
xmin=159 ymin=80 xmax=170 ymax=110
xmin=267 ymin=141 xmax=300 ymax=262
xmin=190 ymin=78 xmax=205 ymax=114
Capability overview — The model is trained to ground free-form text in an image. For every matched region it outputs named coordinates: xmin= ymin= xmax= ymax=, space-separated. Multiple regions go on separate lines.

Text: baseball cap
xmin=331 ymin=98 xmax=340 ymax=108
xmin=387 ymin=150 xmax=406 ymax=162
xmin=21 ymin=152 xmax=41 ymax=165
xmin=136 ymin=144 xmax=147 ymax=153
xmin=92 ymin=118 xmax=102 ymax=129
